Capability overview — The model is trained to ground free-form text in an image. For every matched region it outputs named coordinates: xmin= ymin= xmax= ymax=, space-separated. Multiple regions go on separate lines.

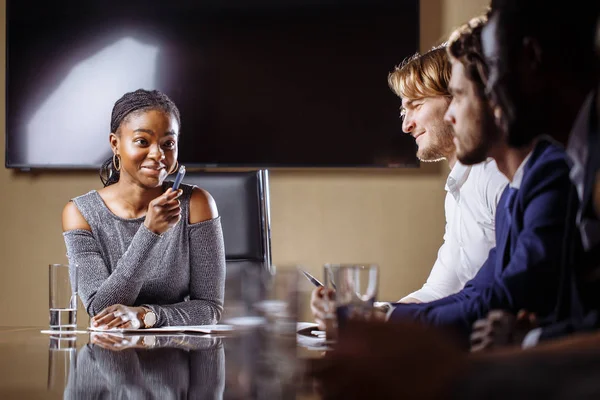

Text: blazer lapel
xmin=498 ymin=141 xmax=549 ymax=269
xmin=496 ymin=187 xmax=514 ymax=270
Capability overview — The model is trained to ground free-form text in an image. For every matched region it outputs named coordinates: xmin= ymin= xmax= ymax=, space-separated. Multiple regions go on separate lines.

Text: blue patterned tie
xmin=505 ymin=187 xmax=518 ymax=225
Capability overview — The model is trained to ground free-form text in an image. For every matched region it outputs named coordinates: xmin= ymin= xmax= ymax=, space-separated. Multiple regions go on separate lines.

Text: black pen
xmin=301 ymin=270 xmax=323 ymax=287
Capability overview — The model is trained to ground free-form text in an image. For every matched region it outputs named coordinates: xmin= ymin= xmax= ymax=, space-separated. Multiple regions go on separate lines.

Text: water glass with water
xmin=49 ymin=264 xmax=77 ymax=331
xmin=47 ymin=334 xmax=77 ymax=393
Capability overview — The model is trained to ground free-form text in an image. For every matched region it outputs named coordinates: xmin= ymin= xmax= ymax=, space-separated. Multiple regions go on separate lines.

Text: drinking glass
xmin=47 ymin=334 xmax=77 ymax=394
xmin=258 ymin=265 xmax=302 ymax=335
xmin=49 ymin=264 xmax=77 ymax=331
xmin=331 ymin=264 xmax=379 ymax=331
xmin=322 ymin=264 xmax=340 ymax=342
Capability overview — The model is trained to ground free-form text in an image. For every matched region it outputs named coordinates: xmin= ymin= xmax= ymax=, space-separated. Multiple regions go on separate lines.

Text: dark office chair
xmin=181 ymin=170 xmax=272 ymax=318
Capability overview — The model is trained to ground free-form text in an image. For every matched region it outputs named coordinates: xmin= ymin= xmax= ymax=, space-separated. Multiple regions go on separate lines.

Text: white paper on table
xmin=87 ymin=324 xmax=234 ymax=334
xmin=296 ymin=321 xmax=327 ymax=347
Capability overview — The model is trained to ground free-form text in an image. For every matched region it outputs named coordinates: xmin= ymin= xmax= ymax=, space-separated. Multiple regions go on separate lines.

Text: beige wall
xmin=0 ymin=0 xmax=490 ymax=327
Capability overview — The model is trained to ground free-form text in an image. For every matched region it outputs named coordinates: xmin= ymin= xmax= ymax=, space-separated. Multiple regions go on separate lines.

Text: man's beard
xmin=456 ymin=136 xmax=490 ymax=165
xmin=418 ymin=147 xmax=448 ymax=162
xmin=457 ymin=111 xmax=499 ymax=165
xmin=417 ymin=129 xmax=455 ymax=162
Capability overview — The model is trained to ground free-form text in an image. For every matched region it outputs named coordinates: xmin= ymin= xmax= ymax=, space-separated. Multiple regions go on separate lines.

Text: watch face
xmin=144 ymin=311 xmax=157 ymax=328
xmin=142 ymin=336 xmax=156 ymax=347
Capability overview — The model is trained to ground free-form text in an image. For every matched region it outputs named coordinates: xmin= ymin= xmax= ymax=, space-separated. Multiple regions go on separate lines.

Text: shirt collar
xmin=445 ymin=161 xmax=471 ymax=195
xmin=510 ymin=152 xmax=533 ymax=190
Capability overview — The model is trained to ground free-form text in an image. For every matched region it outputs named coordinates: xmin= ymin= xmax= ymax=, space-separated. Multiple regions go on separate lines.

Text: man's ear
xmin=109 ymin=132 xmax=119 ymax=154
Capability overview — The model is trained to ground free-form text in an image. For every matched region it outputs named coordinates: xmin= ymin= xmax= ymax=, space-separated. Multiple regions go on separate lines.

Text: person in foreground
xmin=62 ymin=89 xmax=226 ymax=329
xmin=386 ymin=14 xmax=581 ymax=349
xmin=310 ymin=45 xmax=507 ymax=329
xmin=469 ymin=0 xmax=600 ymax=350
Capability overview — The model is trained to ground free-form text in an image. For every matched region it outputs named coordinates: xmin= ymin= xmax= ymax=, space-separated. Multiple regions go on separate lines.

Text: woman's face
xmin=110 ymin=109 xmax=179 ymax=189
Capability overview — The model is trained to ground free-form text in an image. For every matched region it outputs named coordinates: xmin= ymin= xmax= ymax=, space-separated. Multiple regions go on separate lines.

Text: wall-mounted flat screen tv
xmin=5 ymin=0 xmax=419 ymax=169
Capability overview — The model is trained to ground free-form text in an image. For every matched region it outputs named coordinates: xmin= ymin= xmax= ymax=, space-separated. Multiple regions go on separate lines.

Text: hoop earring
xmin=112 ymin=154 xmax=121 ymax=172
xmin=169 ymin=160 xmax=179 ymax=175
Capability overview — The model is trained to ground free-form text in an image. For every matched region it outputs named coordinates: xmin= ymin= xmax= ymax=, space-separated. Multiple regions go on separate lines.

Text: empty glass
xmin=322 ymin=264 xmax=339 ymax=342
xmin=222 ymin=264 xmax=266 ymax=323
xmin=331 ymin=264 xmax=379 ymax=331
xmin=49 ymin=264 xmax=78 ymax=331
xmin=258 ymin=265 xmax=302 ymax=335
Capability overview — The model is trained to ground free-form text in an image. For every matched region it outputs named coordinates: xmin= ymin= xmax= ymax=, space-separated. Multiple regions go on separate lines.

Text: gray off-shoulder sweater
xmin=63 ymin=183 xmax=226 ymax=327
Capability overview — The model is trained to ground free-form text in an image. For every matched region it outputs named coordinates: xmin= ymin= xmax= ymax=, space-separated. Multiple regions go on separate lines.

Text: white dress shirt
xmin=509 ymin=152 xmax=533 ymax=190
xmin=402 ymin=159 xmax=509 ymax=302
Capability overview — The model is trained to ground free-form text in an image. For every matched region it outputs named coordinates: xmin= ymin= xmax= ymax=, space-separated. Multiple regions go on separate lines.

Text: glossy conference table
xmin=0 ymin=326 xmax=322 ymax=399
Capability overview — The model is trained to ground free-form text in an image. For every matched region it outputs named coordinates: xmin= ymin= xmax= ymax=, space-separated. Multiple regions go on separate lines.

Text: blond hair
xmin=387 ymin=45 xmax=451 ymax=102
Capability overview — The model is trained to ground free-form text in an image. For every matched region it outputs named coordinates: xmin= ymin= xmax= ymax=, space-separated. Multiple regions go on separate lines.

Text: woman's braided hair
xmin=100 ymin=89 xmax=181 ymax=187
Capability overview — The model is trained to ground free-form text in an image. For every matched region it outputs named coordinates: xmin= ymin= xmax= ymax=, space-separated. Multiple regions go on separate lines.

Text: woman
xmin=62 ymin=89 xmax=226 ymax=329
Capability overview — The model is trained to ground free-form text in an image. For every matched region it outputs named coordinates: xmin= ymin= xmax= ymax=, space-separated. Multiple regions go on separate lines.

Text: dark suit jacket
xmin=389 ymin=139 xmax=581 ymax=346
xmin=539 ymin=90 xmax=600 ymax=341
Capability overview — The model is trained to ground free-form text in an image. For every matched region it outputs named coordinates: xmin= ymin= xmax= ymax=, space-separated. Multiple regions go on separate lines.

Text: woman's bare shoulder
xmin=189 ymin=187 xmax=219 ymax=224
xmin=62 ymin=200 xmax=91 ymax=232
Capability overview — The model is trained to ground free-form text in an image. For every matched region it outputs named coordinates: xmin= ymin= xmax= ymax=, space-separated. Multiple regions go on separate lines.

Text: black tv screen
xmin=5 ymin=0 xmax=419 ymax=169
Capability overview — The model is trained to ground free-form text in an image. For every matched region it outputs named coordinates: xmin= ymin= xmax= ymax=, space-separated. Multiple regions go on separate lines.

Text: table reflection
xmin=63 ymin=334 xmax=225 ymax=400
xmin=44 ymin=327 xmax=304 ymax=400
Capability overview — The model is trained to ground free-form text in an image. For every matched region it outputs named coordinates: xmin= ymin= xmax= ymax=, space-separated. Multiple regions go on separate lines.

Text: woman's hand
xmin=144 ymin=188 xmax=183 ymax=235
xmin=91 ymin=332 xmax=157 ymax=351
xmin=91 ymin=304 xmax=146 ymax=330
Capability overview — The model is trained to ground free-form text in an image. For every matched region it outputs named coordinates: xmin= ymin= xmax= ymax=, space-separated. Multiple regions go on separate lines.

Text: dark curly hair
xmin=488 ymin=0 xmax=599 ymax=85
xmin=100 ymin=89 xmax=181 ymax=187
xmin=447 ymin=14 xmax=489 ymax=97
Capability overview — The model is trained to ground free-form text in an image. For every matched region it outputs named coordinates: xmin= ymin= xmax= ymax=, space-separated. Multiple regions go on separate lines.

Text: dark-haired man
xmin=472 ymin=0 xmax=600 ymax=349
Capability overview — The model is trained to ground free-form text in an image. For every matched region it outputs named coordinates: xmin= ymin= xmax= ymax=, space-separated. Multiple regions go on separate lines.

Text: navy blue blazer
xmin=389 ymin=139 xmax=581 ymax=344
